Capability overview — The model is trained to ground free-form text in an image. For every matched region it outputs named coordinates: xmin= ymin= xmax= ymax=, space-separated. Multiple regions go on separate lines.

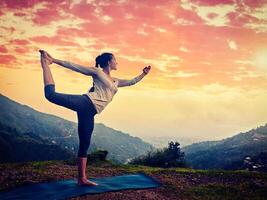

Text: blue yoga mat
xmin=0 ymin=172 xmax=161 ymax=200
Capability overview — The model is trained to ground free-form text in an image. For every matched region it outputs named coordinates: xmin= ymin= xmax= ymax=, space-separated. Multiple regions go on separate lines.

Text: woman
xmin=39 ymin=50 xmax=151 ymax=186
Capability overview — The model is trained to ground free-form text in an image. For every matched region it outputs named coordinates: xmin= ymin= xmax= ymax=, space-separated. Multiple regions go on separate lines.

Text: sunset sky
xmin=1 ymin=0 xmax=267 ymax=142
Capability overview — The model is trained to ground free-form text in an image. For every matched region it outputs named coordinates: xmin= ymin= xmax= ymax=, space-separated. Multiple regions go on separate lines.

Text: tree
xmin=129 ymin=141 xmax=186 ymax=168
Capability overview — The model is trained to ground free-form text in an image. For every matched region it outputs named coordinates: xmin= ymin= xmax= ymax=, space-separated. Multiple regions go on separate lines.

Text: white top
xmin=57 ymin=61 xmax=143 ymax=114
xmin=85 ymin=70 xmax=119 ymax=114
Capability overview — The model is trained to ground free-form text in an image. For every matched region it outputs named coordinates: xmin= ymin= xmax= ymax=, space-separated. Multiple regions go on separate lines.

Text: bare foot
xmin=77 ymin=177 xmax=98 ymax=186
xmin=39 ymin=50 xmax=53 ymax=65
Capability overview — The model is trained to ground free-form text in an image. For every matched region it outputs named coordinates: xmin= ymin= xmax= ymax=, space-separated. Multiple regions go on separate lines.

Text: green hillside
xmin=0 ymin=123 xmax=74 ymax=163
xmin=0 ymin=94 xmax=155 ymax=163
xmin=183 ymin=124 xmax=267 ymax=169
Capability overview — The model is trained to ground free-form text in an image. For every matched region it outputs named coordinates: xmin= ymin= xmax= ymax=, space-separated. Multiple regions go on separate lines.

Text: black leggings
xmin=44 ymin=84 xmax=97 ymax=158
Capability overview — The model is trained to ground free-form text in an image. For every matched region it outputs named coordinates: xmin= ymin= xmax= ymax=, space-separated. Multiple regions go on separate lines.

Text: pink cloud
xmin=49 ymin=0 xmax=202 ymax=54
xmin=207 ymin=13 xmax=218 ymax=19
xmin=79 ymin=21 xmax=129 ymax=41
xmin=1 ymin=0 xmax=266 ymax=88
xmin=0 ymin=0 xmax=39 ymax=9
xmin=64 ymin=0 xmax=204 ymax=43
xmin=0 ymin=45 xmax=8 ymax=53
xmin=191 ymin=0 xmax=234 ymax=6
xmin=243 ymin=0 xmax=267 ymax=8
xmin=176 ymin=9 xmax=205 ymax=24
xmin=32 ymin=5 xmax=67 ymax=25
xmin=69 ymin=1 xmax=96 ymax=20
xmin=48 ymin=0 xmax=262 ymax=78
xmin=11 ymin=39 xmax=30 ymax=45
xmin=99 ymin=3 xmax=128 ymax=19
xmin=30 ymin=35 xmax=79 ymax=46
xmin=226 ymin=12 xmax=261 ymax=27
xmin=59 ymin=0 xmax=204 ymax=55
xmin=1 ymin=0 xmax=67 ymax=10
xmin=99 ymin=0 xmax=169 ymax=21
xmin=56 ymin=27 xmax=90 ymax=38
xmin=0 ymin=54 xmax=17 ymax=65
xmin=147 ymin=24 xmax=258 ymax=73
xmin=1 ymin=0 xmax=71 ymax=25
xmin=13 ymin=12 xmax=27 ymax=17
xmin=14 ymin=47 xmax=29 ymax=54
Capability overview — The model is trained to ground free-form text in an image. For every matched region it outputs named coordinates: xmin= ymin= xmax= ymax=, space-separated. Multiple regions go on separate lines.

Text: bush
xmin=87 ymin=150 xmax=108 ymax=162
xmin=129 ymin=141 xmax=186 ymax=168
xmin=63 ymin=150 xmax=109 ymax=165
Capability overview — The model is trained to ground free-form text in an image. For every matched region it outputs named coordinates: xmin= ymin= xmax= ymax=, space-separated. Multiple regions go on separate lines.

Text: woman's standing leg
xmin=77 ymin=110 xmax=98 ymax=186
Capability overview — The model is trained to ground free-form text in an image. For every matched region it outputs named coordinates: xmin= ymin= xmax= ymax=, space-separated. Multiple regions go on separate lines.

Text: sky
xmin=0 ymin=0 xmax=267 ymax=142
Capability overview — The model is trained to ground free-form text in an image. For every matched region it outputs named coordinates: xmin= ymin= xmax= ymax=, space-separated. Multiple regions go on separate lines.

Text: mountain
xmin=142 ymin=136 xmax=200 ymax=149
xmin=0 ymin=94 xmax=155 ymax=163
xmin=0 ymin=122 xmax=74 ymax=163
xmin=182 ymin=124 xmax=267 ymax=169
xmin=91 ymin=123 xmax=155 ymax=163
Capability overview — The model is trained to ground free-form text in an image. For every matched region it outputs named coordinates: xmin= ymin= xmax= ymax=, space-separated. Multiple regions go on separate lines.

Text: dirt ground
xmin=0 ymin=161 xmax=266 ymax=200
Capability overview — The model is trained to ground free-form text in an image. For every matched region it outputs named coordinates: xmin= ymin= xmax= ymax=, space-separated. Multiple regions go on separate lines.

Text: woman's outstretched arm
xmin=116 ymin=66 xmax=151 ymax=87
xmin=42 ymin=50 xmax=99 ymax=76
xmin=53 ymin=59 xmax=99 ymax=76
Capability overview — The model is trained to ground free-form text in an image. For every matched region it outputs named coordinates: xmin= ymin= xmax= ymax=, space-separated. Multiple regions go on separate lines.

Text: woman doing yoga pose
xmin=39 ymin=50 xmax=151 ymax=186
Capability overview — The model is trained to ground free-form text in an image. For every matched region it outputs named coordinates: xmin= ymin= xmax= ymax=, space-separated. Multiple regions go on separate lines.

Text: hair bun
xmin=94 ymin=52 xmax=113 ymax=69
xmin=95 ymin=55 xmax=100 ymax=62
xmin=95 ymin=55 xmax=101 ymax=67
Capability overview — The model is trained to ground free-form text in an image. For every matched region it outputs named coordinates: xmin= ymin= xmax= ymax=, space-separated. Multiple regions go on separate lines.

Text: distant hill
xmin=0 ymin=122 xmax=74 ymax=163
xmin=142 ymin=136 xmax=199 ymax=149
xmin=0 ymin=94 xmax=155 ymax=163
xmin=92 ymin=123 xmax=155 ymax=163
xmin=182 ymin=124 xmax=267 ymax=169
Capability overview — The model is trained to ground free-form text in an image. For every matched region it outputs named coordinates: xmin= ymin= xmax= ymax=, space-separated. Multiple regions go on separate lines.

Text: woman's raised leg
xmin=44 ymin=85 xmax=89 ymax=112
xmin=40 ymin=51 xmax=86 ymax=112
xmin=40 ymin=51 xmax=55 ymax=86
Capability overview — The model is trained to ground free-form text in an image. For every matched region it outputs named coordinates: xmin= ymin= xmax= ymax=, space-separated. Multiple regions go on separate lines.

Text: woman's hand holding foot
xmin=39 ymin=50 xmax=55 ymax=85
xmin=39 ymin=50 xmax=53 ymax=65
xmin=43 ymin=50 xmax=54 ymax=63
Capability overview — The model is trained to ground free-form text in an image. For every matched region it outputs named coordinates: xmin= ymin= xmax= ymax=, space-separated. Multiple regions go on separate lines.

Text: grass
xmin=113 ymin=163 xmax=166 ymax=173
xmin=30 ymin=160 xmax=63 ymax=167
xmin=184 ymin=182 xmax=267 ymax=200
xmin=1 ymin=160 xmax=266 ymax=199
xmin=113 ymin=163 xmax=267 ymax=178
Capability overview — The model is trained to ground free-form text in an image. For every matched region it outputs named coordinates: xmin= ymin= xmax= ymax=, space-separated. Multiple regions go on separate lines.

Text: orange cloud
xmin=30 ymin=36 xmax=79 ymax=47
xmin=191 ymin=0 xmax=234 ymax=6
